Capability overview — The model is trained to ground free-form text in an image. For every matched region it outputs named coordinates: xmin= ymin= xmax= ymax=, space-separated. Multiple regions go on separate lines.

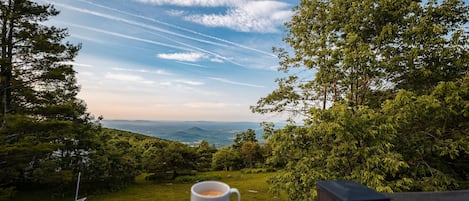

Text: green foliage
xmin=252 ymin=0 xmax=468 ymax=200
xmin=0 ymin=0 xmax=101 ymax=197
xmin=252 ymin=0 xmax=468 ymax=115
xmin=240 ymin=141 xmax=263 ymax=168
xmin=141 ymin=139 xmax=197 ymax=180
xmin=80 ymin=129 xmax=142 ymax=193
xmin=386 ymin=0 xmax=468 ymax=93
xmin=382 ymin=76 xmax=469 ymax=190
xmin=267 ymin=105 xmax=408 ymax=200
xmin=231 ymin=129 xmax=265 ymax=169
xmin=195 ymin=140 xmax=217 ymax=171
xmin=232 ymin=128 xmax=257 ymax=150
xmin=0 ymin=187 xmax=14 ymax=201
xmin=212 ymin=147 xmax=241 ymax=171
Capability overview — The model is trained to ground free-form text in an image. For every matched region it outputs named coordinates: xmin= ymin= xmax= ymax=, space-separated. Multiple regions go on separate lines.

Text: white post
xmin=75 ymin=172 xmax=81 ymax=201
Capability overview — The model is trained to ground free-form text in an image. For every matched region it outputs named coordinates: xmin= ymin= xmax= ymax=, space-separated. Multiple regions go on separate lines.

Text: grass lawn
xmin=13 ymin=171 xmax=285 ymax=201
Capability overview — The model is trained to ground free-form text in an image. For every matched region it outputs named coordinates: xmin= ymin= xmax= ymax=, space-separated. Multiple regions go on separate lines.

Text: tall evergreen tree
xmin=0 ymin=0 xmax=98 ymax=197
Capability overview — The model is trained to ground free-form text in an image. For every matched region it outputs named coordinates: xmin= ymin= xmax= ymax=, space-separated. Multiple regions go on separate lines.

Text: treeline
xmin=78 ymin=128 xmax=273 ymax=192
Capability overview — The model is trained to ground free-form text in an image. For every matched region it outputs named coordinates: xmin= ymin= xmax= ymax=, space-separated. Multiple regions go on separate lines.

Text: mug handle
xmin=230 ymin=188 xmax=240 ymax=201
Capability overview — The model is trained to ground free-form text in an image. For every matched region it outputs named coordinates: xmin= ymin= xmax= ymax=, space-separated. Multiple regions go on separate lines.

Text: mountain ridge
xmin=100 ymin=120 xmax=286 ymax=147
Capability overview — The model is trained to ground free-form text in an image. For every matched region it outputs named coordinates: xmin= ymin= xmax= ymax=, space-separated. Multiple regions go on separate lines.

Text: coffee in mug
xmin=199 ymin=190 xmax=224 ymax=196
xmin=191 ymin=181 xmax=240 ymax=201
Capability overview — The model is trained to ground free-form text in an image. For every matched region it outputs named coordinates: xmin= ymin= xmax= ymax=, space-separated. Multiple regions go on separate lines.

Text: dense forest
xmin=0 ymin=0 xmax=468 ymax=201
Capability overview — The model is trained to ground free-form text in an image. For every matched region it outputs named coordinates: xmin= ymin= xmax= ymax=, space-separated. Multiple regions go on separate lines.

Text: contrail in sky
xmin=144 ymin=30 xmax=247 ymax=68
xmin=74 ymin=0 xmax=276 ymax=58
xmin=52 ymin=2 xmax=248 ymax=67
xmin=66 ymin=22 xmax=193 ymax=51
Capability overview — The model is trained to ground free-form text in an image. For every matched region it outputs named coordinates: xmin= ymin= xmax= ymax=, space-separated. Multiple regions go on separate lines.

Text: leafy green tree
xmin=0 ymin=0 xmax=98 ymax=197
xmin=142 ymin=140 xmax=197 ymax=180
xmin=240 ymin=141 xmax=262 ymax=168
xmin=212 ymin=147 xmax=240 ymax=171
xmin=252 ymin=0 xmax=468 ymax=200
xmin=382 ymin=76 xmax=469 ymax=190
xmin=267 ymin=105 xmax=408 ymax=200
xmin=195 ymin=140 xmax=217 ymax=171
xmin=231 ymin=128 xmax=265 ymax=168
xmin=251 ymin=0 xmax=468 ymax=116
xmin=80 ymin=129 xmax=141 ymax=193
xmin=232 ymin=129 xmax=257 ymax=150
xmin=384 ymin=0 xmax=468 ymax=94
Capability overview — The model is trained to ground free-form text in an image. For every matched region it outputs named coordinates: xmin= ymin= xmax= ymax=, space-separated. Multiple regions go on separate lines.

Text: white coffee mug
xmin=191 ymin=181 xmax=240 ymax=201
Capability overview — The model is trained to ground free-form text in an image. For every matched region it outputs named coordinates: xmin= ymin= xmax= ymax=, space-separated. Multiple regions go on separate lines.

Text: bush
xmin=0 ymin=187 xmax=15 ymax=201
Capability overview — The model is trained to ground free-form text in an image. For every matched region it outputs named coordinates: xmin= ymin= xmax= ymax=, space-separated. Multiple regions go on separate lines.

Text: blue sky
xmin=39 ymin=0 xmax=298 ymax=122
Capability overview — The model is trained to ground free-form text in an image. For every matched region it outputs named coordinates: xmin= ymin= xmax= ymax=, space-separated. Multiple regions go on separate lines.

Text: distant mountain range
xmin=101 ymin=120 xmax=286 ymax=147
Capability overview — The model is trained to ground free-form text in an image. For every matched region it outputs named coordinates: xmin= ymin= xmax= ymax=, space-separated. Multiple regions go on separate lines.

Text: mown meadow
xmin=14 ymin=171 xmax=285 ymax=201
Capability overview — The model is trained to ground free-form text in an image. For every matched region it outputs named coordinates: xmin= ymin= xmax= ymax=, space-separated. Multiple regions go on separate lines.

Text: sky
xmin=38 ymin=0 xmax=299 ymax=122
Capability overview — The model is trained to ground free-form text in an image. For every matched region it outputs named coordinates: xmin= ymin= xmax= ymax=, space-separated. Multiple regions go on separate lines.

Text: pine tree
xmin=0 ymin=0 xmax=98 ymax=196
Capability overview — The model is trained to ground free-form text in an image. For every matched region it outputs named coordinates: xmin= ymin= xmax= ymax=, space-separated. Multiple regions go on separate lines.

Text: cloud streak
xmin=112 ymin=67 xmax=171 ymax=75
xmin=134 ymin=0 xmax=238 ymax=7
xmin=209 ymin=77 xmax=264 ymax=88
xmin=66 ymin=22 xmax=192 ymax=51
xmin=74 ymin=0 xmax=276 ymax=57
xmin=157 ymin=52 xmax=206 ymax=62
xmin=54 ymin=2 xmax=251 ymax=67
xmin=175 ymin=61 xmax=208 ymax=68
xmin=105 ymin=73 xmax=155 ymax=84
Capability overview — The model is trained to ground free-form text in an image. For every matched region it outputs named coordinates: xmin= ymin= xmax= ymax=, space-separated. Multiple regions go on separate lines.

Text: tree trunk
xmin=0 ymin=0 xmax=13 ymax=124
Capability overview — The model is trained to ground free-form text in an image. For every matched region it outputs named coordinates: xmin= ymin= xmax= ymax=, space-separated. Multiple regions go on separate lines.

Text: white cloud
xmin=78 ymin=71 xmax=95 ymax=76
xmin=209 ymin=77 xmax=264 ymax=88
xmin=174 ymin=79 xmax=204 ymax=86
xmin=112 ymin=67 xmax=171 ymax=75
xmin=105 ymin=73 xmax=155 ymax=84
xmin=176 ymin=61 xmax=209 ymax=68
xmin=157 ymin=52 xmax=206 ymax=62
xmin=134 ymin=0 xmax=238 ymax=7
xmin=61 ymin=61 xmax=93 ymax=68
xmin=131 ymin=0 xmax=292 ymax=33
xmin=184 ymin=1 xmax=292 ymax=33
xmin=210 ymin=57 xmax=224 ymax=63
xmin=166 ymin=9 xmax=186 ymax=16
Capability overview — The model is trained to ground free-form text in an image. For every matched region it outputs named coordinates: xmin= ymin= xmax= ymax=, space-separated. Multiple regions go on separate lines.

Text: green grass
xmin=13 ymin=171 xmax=285 ymax=201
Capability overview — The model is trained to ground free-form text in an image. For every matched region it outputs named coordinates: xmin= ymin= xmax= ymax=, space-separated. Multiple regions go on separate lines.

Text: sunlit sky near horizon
xmin=39 ymin=0 xmax=299 ymax=122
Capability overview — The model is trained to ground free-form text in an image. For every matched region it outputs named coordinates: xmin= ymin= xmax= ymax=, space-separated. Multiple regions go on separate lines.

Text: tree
xmin=266 ymin=105 xmax=408 ymax=200
xmin=384 ymin=0 xmax=468 ymax=94
xmin=80 ymin=129 xmax=142 ymax=192
xmin=195 ymin=140 xmax=217 ymax=171
xmin=232 ymin=129 xmax=257 ymax=150
xmin=251 ymin=0 xmax=468 ymax=116
xmin=0 ymin=0 xmax=98 ymax=197
xmin=142 ymin=140 xmax=197 ymax=180
xmin=240 ymin=141 xmax=262 ymax=168
xmin=253 ymin=0 xmax=468 ymax=200
xmin=382 ymin=76 xmax=469 ymax=190
xmin=211 ymin=148 xmax=240 ymax=171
